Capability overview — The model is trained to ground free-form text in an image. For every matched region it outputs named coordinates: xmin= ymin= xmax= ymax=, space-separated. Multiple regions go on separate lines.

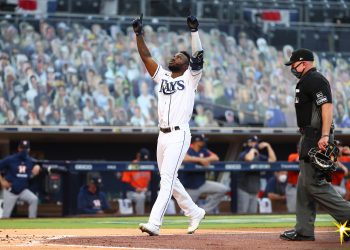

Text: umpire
xmin=280 ymin=48 xmax=350 ymax=241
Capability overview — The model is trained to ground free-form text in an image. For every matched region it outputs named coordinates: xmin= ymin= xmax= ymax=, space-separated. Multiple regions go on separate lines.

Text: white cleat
xmin=187 ymin=208 xmax=206 ymax=234
xmin=139 ymin=223 xmax=160 ymax=236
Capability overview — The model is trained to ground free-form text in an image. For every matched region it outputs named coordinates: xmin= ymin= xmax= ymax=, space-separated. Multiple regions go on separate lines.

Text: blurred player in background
xmin=331 ymin=140 xmax=349 ymax=197
xmin=237 ymin=135 xmax=277 ymax=213
xmin=182 ymin=134 xmax=229 ymax=214
xmin=77 ymin=177 xmax=111 ymax=215
xmin=0 ymin=140 xmax=40 ymax=218
xmin=286 ymin=146 xmax=299 ymax=213
xmin=121 ymin=148 xmax=151 ymax=215
xmin=264 ymin=171 xmax=287 ymax=212
xmin=133 ymin=14 xmax=205 ymax=236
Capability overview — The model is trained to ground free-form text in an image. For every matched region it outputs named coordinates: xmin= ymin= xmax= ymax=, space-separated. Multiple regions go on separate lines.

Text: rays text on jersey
xmin=159 ymin=79 xmax=185 ymax=95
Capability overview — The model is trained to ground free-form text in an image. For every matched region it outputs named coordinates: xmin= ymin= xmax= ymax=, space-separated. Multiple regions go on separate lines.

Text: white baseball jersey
xmin=152 ymin=65 xmax=202 ymax=128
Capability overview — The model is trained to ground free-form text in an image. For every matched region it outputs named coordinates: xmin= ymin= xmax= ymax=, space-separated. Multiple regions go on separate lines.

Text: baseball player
xmin=133 ymin=14 xmax=205 ymax=236
xmin=121 ymin=148 xmax=152 ymax=215
xmin=0 ymin=140 xmax=40 ymax=218
xmin=77 ymin=177 xmax=111 ymax=214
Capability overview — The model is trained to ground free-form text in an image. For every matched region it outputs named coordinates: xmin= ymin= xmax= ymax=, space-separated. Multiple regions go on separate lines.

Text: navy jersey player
xmin=134 ymin=14 xmax=206 ymax=236
xmin=0 ymin=140 xmax=40 ymax=218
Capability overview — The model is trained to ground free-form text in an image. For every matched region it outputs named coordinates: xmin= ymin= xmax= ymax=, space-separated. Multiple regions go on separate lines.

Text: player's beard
xmin=168 ymin=64 xmax=181 ymax=72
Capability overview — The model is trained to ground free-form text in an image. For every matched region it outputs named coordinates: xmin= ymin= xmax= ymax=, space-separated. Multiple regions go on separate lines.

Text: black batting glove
xmin=187 ymin=15 xmax=199 ymax=32
xmin=132 ymin=13 xmax=143 ymax=36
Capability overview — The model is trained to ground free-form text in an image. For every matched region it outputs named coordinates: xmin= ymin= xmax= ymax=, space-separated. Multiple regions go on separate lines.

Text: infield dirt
xmin=0 ymin=227 xmax=345 ymax=250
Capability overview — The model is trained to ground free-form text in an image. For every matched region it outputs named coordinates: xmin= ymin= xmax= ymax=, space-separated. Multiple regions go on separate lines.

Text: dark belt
xmin=160 ymin=126 xmax=180 ymax=133
xmin=299 ymin=127 xmax=333 ymax=136
xmin=299 ymin=127 xmax=318 ymax=135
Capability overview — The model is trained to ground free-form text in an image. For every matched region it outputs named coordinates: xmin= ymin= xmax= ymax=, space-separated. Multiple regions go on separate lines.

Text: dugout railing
xmin=39 ymin=160 xmax=325 ymax=216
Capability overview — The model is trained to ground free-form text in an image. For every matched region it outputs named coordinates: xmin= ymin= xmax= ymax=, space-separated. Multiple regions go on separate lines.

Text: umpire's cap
xmin=18 ymin=140 xmax=30 ymax=150
xmin=284 ymin=48 xmax=314 ymax=66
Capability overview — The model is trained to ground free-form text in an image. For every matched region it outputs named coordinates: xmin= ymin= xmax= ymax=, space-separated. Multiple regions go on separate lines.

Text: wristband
xmin=321 ymin=135 xmax=329 ymax=138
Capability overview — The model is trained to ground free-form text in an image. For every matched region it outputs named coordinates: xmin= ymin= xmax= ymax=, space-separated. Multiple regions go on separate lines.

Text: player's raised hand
xmin=187 ymin=15 xmax=199 ymax=32
xmin=132 ymin=13 xmax=143 ymax=36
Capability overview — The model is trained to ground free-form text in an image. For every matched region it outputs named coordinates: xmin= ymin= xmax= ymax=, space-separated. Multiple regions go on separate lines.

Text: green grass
xmin=0 ymin=214 xmax=335 ymax=229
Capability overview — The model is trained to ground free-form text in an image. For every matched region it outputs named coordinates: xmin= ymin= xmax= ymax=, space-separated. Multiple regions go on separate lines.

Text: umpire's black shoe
xmin=280 ymin=229 xmax=315 ymax=241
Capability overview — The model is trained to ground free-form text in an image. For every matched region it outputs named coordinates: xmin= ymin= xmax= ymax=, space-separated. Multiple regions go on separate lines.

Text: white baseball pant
xmin=148 ymin=126 xmax=202 ymax=226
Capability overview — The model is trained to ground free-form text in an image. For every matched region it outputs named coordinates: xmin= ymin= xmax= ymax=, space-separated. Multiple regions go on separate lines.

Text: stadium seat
xmin=300 ymin=30 xmax=330 ymax=51
xmin=56 ymin=0 xmax=68 ymax=12
xmin=72 ymin=0 xmax=100 ymax=14
xmin=335 ymin=31 xmax=350 ymax=52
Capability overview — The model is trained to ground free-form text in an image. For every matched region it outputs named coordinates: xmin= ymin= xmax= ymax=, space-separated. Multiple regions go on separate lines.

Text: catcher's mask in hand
xmin=308 ymin=142 xmax=339 ymax=173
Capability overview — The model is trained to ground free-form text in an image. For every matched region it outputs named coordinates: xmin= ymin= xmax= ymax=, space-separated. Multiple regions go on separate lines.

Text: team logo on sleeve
xmin=159 ymin=79 xmax=185 ymax=95
xmin=316 ymin=91 xmax=328 ymax=105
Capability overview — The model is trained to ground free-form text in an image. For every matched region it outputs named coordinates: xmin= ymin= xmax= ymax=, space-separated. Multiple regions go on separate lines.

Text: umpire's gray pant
xmin=2 ymin=189 xmax=38 ymax=218
xmin=186 ymin=180 xmax=229 ymax=213
xmin=295 ymin=160 xmax=350 ymax=236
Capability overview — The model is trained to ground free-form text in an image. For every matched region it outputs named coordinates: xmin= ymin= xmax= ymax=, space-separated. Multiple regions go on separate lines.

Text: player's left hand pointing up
xmin=132 ymin=13 xmax=143 ymax=36
xmin=187 ymin=15 xmax=199 ymax=32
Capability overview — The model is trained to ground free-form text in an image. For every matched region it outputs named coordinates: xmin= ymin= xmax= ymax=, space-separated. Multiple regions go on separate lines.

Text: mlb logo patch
xmin=316 ymin=96 xmax=327 ymax=105
xmin=316 ymin=92 xmax=323 ymax=98
xmin=315 ymin=91 xmax=328 ymax=105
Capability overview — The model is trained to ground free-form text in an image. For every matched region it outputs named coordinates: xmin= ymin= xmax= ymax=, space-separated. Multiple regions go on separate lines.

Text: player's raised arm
xmin=187 ymin=15 xmax=203 ymax=71
xmin=132 ymin=14 xmax=158 ymax=77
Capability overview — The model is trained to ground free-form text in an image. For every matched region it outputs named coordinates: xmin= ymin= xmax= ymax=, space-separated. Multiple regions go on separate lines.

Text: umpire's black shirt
xmin=295 ymin=68 xmax=332 ymax=128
